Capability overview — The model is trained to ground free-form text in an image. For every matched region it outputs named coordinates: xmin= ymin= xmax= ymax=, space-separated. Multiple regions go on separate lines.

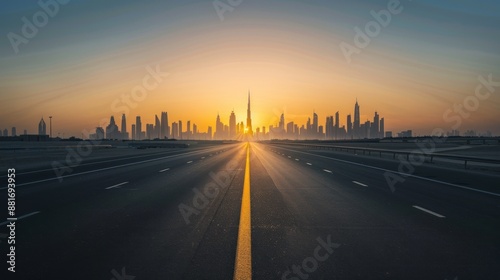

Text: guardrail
xmin=273 ymin=143 xmax=500 ymax=169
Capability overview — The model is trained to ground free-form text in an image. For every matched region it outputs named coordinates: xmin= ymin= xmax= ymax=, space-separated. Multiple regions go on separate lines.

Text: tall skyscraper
xmin=380 ymin=117 xmax=385 ymax=139
xmin=373 ymin=112 xmax=380 ymax=139
xmin=146 ymin=124 xmax=154 ymax=140
xmin=312 ymin=112 xmax=318 ymax=136
xmin=287 ymin=121 xmax=294 ymax=138
xmin=155 ymin=115 xmax=161 ymax=139
xmin=354 ymin=99 xmax=360 ymax=138
xmin=279 ymin=113 xmax=285 ymax=131
xmin=246 ymin=92 xmax=253 ymax=136
xmin=335 ymin=111 xmax=340 ymax=139
xmin=187 ymin=120 xmax=191 ymax=139
xmin=215 ymin=114 xmax=223 ymax=140
xmin=136 ymin=116 xmax=142 ymax=140
xmin=325 ymin=116 xmax=334 ymax=139
xmin=229 ymin=110 xmax=236 ymax=139
xmin=347 ymin=114 xmax=352 ymax=138
xmin=106 ymin=116 xmax=119 ymax=139
xmin=131 ymin=124 xmax=136 ymax=140
xmin=11 ymin=127 xmax=16 ymax=137
xmin=178 ymin=120 xmax=183 ymax=140
xmin=161 ymin=112 xmax=169 ymax=139
xmin=121 ymin=114 xmax=128 ymax=140
xmin=38 ymin=118 xmax=46 ymax=136
xmin=172 ymin=122 xmax=178 ymax=139
xmin=306 ymin=117 xmax=311 ymax=138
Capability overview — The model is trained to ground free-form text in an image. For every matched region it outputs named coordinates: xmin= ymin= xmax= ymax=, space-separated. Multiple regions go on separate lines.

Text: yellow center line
xmin=233 ymin=142 xmax=252 ymax=280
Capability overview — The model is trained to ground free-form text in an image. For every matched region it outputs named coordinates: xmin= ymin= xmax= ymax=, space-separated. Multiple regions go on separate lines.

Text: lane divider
xmin=352 ymin=181 xmax=368 ymax=187
xmin=412 ymin=205 xmax=445 ymax=218
xmin=234 ymin=143 xmax=252 ymax=280
xmin=159 ymin=168 xmax=170 ymax=173
xmin=105 ymin=182 xmax=129 ymax=190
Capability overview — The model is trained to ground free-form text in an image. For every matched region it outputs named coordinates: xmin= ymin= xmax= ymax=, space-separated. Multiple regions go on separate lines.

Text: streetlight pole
xmin=49 ymin=116 xmax=52 ymax=139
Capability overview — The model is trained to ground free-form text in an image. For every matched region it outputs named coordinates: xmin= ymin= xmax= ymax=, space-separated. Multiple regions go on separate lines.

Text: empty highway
xmin=1 ymin=142 xmax=500 ymax=279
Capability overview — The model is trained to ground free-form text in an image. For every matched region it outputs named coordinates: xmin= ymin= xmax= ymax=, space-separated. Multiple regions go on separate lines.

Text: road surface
xmin=1 ymin=142 xmax=499 ymax=279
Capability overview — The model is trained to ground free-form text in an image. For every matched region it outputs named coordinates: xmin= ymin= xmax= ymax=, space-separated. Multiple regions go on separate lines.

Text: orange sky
xmin=1 ymin=1 xmax=499 ymax=137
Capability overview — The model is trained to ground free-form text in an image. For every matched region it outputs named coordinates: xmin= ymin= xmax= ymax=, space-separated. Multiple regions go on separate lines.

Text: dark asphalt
xmin=1 ymin=142 xmax=499 ymax=279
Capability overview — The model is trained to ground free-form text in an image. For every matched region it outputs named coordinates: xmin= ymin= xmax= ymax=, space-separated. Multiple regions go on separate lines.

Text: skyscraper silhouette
xmin=279 ymin=113 xmax=285 ymax=131
xmin=121 ymin=114 xmax=128 ymax=140
xmin=38 ymin=118 xmax=46 ymax=136
xmin=136 ymin=116 xmax=142 ymax=140
xmin=373 ymin=112 xmax=380 ymax=139
xmin=312 ymin=112 xmax=318 ymax=137
xmin=229 ymin=110 xmax=236 ymax=139
xmin=354 ymin=99 xmax=360 ymax=138
xmin=161 ymin=112 xmax=169 ymax=139
xmin=215 ymin=113 xmax=223 ymax=140
xmin=155 ymin=115 xmax=161 ymax=139
xmin=246 ymin=92 xmax=253 ymax=136
xmin=106 ymin=116 xmax=119 ymax=139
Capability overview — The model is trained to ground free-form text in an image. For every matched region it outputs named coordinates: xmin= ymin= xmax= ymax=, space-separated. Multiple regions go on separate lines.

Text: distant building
xmin=155 ymin=115 xmax=161 ymax=139
xmin=398 ymin=130 xmax=412 ymax=138
xmin=38 ymin=118 xmax=47 ymax=135
xmin=11 ymin=127 xmax=16 ymax=137
xmin=90 ymin=127 xmax=105 ymax=140
xmin=172 ymin=122 xmax=178 ymax=139
xmin=121 ymin=114 xmax=128 ymax=140
xmin=246 ymin=92 xmax=253 ymax=136
xmin=160 ymin=112 xmax=169 ymax=139
xmin=229 ymin=111 xmax=236 ymax=140
xmin=136 ymin=116 xmax=142 ymax=140
xmin=380 ymin=118 xmax=385 ymax=138
xmin=106 ymin=116 xmax=120 ymax=139
xmin=385 ymin=131 xmax=393 ymax=138
xmin=207 ymin=126 xmax=212 ymax=140
xmin=178 ymin=120 xmax=183 ymax=140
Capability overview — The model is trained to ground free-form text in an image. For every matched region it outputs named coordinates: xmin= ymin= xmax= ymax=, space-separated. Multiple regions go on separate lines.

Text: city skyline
xmin=1 ymin=1 xmax=499 ymax=138
xmin=2 ymin=95 xmax=495 ymax=140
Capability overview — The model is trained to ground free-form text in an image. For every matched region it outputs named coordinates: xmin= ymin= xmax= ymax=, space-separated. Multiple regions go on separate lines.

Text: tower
xmin=229 ymin=110 xmax=236 ymax=139
xmin=121 ymin=114 xmax=127 ymax=140
xmin=161 ymin=112 xmax=169 ymax=139
xmin=136 ymin=116 xmax=142 ymax=140
xmin=246 ymin=92 xmax=253 ymax=136
xmin=373 ymin=111 xmax=380 ymax=139
xmin=354 ymin=99 xmax=360 ymax=138
xmin=38 ymin=117 xmax=46 ymax=136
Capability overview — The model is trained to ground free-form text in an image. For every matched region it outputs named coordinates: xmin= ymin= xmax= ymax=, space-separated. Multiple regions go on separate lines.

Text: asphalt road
xmin=1 ymin=142 xmax=499 ymax=279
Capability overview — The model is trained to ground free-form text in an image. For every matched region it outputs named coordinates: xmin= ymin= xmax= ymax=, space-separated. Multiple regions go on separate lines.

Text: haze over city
xmin=1 ymin=0 xmax=499 ymax=137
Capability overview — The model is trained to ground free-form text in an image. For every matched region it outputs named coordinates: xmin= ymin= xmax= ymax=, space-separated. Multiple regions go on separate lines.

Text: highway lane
xmin=1 ymin=142 xmax=499 ymax=279
xmin=254 ymin=143 xmax=500 ymax=279
xmin=1 ymin=143 xmax=247 ymax=279
xmin=0 ymin=143 xmax=234 ymax=187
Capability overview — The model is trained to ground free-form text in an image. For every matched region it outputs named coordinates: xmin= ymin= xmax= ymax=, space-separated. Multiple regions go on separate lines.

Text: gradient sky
xmin=1 ymin=0 xmax=499 ymax=137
